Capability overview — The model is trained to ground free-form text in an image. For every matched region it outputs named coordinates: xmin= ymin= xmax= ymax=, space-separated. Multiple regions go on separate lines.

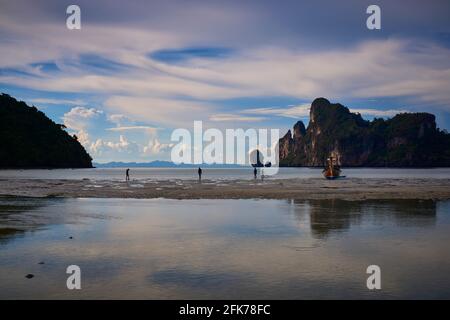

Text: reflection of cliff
xmin=0 ymin=198 xmax=53 ymax=245
xmin=0 ymin=227 xmax=25 ymax=244
xmin=291 ymin=199 xmax=437 ymax=239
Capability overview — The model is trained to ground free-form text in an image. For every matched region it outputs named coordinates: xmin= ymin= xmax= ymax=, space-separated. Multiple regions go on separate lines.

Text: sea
xmin=1 ymin=167 xmax=450 ymax=180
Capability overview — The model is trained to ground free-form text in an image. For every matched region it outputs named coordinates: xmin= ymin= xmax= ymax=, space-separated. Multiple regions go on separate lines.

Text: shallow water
xmin=1 ymin=167 xmax=450 ymax=181
xmin=0 ymin=197 xmax=449 ymax=299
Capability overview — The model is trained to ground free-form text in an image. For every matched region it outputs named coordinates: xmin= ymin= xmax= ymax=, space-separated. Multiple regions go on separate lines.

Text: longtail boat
xmin=322 ymin=155 xmax=342 ymax=179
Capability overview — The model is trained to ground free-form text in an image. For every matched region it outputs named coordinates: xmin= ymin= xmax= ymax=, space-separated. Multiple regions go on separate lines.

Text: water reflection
xmin=0 ymin=197 xmax=449 ymax=299
xmin=1 ymin=198 xmax=438 ymax=244
xmin=0 ymin=198 xmax=52 ymax=244
xmin=0 ymin=198 xmax=111 ymax=245
xmin=289 ymin=199 xmax=436 ymax=239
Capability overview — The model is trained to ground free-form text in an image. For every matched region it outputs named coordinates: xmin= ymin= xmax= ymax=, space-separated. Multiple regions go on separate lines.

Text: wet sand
xmin=1 ymin=177 xmax=450 ymax=200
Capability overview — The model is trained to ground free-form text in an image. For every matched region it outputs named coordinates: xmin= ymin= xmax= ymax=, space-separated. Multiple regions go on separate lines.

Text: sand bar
xmin=1 ymin=177 xmax=450 ymax=201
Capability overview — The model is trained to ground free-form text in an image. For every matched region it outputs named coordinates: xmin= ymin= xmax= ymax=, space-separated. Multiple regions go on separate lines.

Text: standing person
xmin=198 ymin=167 xmax=202 ymax=182
xmin=253 ymin=167 xmax=257 ymax=179
xmin=126 ymin=168 xmax=130 ymax=181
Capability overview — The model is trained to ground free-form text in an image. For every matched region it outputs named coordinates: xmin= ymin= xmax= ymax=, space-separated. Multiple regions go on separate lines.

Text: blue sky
xmin=1 ymin=0 xmax=450 ymax=162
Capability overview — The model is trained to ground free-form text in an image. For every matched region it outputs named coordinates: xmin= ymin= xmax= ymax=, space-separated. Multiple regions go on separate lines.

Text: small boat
xmin=264 ymin=162 xmax=272 ymax=167
xmin=322 ymin=155 xmax=342 ymax=179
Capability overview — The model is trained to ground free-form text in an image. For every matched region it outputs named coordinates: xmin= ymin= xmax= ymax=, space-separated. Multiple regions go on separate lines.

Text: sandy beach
xmin=1 ymin=177 xmax=450 ymax=201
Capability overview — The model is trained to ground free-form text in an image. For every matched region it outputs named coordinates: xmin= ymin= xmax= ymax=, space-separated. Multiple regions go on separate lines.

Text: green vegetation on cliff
xmin=279 ymin=98 xmax=450 ymax=167
xmin=0 ymin=93 xmax=93 ymax=168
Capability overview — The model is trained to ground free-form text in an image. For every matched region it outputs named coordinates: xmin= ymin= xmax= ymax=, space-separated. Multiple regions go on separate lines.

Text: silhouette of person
xmin=126 ymin=168 xmax=130 ymax=181
xmin=253 ymin=167 xmax=257 ymax=179
xmin=198 ymin=167 xmax=202 ymax=182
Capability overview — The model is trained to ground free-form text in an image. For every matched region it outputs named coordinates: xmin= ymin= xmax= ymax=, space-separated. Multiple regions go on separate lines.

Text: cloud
xmin=76 ymin=129 xmax=91 ymax=146
xmin=241 ymin=104 xmax=409 ymax=119
xmin=62 ymin=105 xmax=167 ymax=160
xmin=1 ymin=1 xmax=450 ymax=114
xmin=209 ymin=113 xmax=266 ymax=122
xmin=143 ymin=138 xmax=174 ymax=155
xmin=3 ymin=39 xmax=450 ymax=113
xmin=105 ymin=135 xmax=137 ymax=152
xmin=106 ymin=126 xmax=158 ymax=133
xmin=107 ymin=114 xmax=129 ymax=126
xmin=28 ymin=98 xmax=86 ymax=106
xmin=63 ymin=106 xmax=103 ymax=131
xmin=241 ymin=104 xmax=310 ymax=119
xmin=104 ymin=96 xmax=215 ymax=128
xmin=90 ymin=135 xmax=139 ymax=155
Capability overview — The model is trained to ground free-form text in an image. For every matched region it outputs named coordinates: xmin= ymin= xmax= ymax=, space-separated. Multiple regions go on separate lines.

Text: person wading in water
xmin=254 ymin=167 xmax=257 ymax=179
xmin=198 ymin=167 xmax=202 ymax=182
xmin=126 ymin=168 xmax=130 ymax=181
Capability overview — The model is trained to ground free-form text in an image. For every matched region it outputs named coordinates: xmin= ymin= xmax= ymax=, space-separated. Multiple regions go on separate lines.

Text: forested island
xmin=279 ymin=98 xmax=450 ymax=167
xmin=0 ymin=93 xmax=92 ymax=168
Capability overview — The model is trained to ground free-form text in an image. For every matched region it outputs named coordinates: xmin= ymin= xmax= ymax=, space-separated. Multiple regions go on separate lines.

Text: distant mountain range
xmin=93 ymin=161 xmax=243 ymax=168
xmin=279 ymin=98 xmax=450 ymax=167
xmin=0 ymin=93 xmax=93 ymax=168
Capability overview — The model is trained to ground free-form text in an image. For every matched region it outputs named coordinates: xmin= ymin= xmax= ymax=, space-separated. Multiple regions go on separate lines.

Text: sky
xmin=1 ymin=0 xmax=450 ymax=163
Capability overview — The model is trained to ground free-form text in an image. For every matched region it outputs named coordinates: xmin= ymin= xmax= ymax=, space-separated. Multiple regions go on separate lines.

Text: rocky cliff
xmin=279 ymin=98 xmax=450 ymax=167
xmin=0 ymin=93 xmax=93 ymax=168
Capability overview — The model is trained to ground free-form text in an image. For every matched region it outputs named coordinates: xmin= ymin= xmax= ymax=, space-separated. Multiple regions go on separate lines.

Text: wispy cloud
xmin=29 ymin=98 xmax=86 ymax=106
xmin=104 ymin=96 xmax=215 ymax=128
xmin=106 ymin=126 xmax=158 ymax=133
xmin=209 ymin=113 xmax=266 ymax=122
xmin=3 ymin=39 xmax=450 ymax=109
xmin=241 ymin=104 xmax=409 ymax=119
xmin=240 ymin=104 xmax=310 ymax=119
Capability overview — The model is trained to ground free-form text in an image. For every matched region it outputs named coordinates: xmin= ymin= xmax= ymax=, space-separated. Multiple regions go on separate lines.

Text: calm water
xmin=1 ymin=167 xmax=450 ymax=180
xmin=1 ymin=197 xmax=450 ymax=299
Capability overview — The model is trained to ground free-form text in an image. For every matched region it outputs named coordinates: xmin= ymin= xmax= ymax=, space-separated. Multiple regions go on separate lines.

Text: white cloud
xmin=62 ymin=107 xmax=104 ymax=153
xmin=105 ymin=135 xmax=136 ymax=152
xmin=90 ymin=139 xmax=104 ymax=154
xmin=107 ymin=114 xmax=129 ymax=126
xmin=89 ymin=135 xmax=139 ymax=155
xmin=62 ymin=107 xmax=104 ymax=154
xmin=143 ymin=138 xmax=174 ymax=155
xmin=76 ymin=129 xmax=91 ymax=146
xmin=63 ymin=106 xmax=103 ymax=131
